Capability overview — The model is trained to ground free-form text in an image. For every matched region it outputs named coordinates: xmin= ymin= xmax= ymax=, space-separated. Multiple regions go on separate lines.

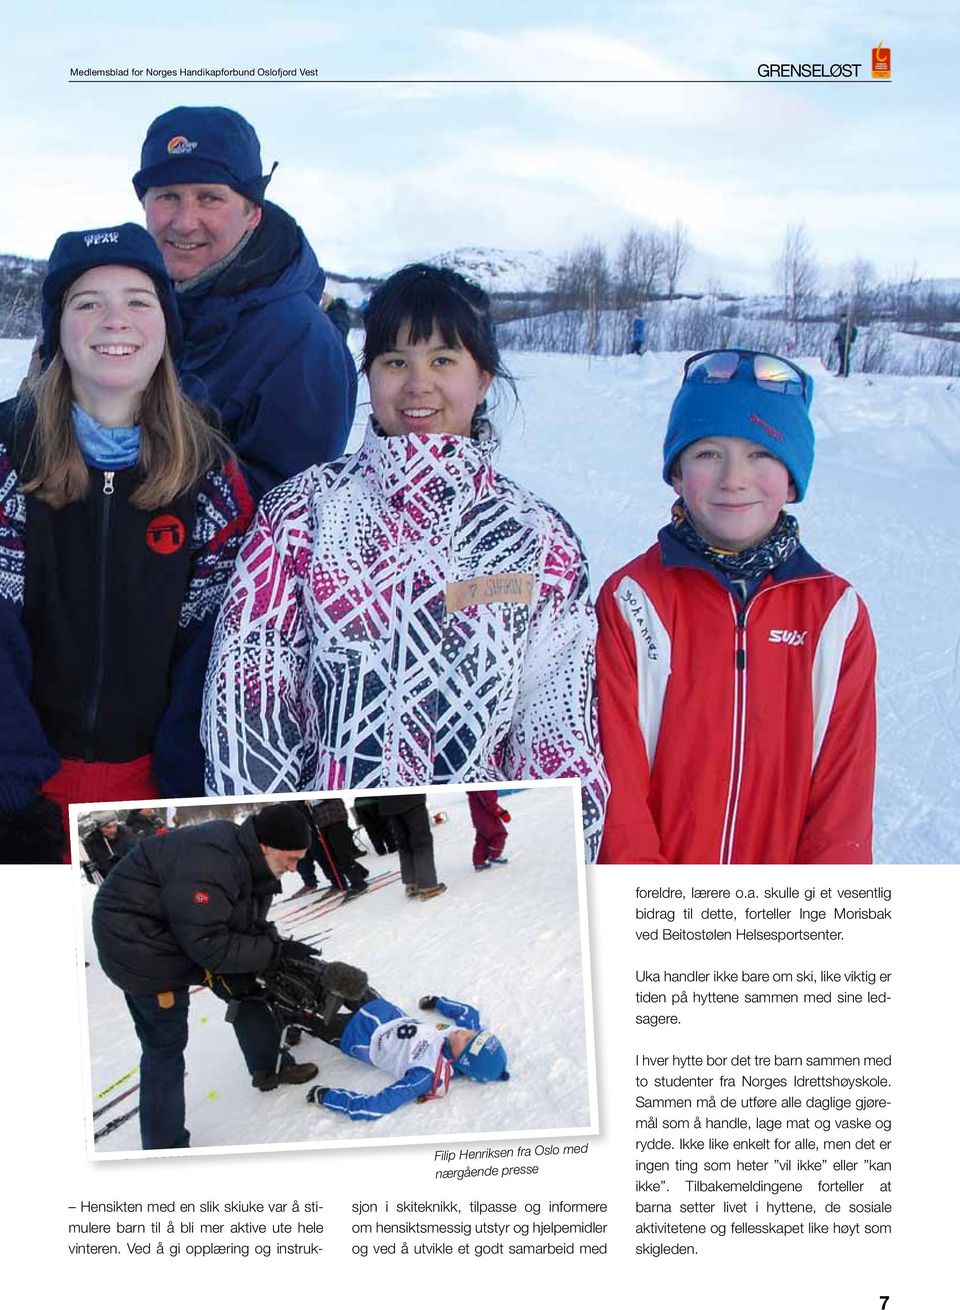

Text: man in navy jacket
xmin=133 ymin=105 xmax=357 ymax=498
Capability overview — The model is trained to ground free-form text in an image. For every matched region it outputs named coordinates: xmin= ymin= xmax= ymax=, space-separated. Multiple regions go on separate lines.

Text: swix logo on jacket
xmin=203 ymin=421 xmax=608 ymax=859
xmin=596 ymin=533 xmax=876 ymax=864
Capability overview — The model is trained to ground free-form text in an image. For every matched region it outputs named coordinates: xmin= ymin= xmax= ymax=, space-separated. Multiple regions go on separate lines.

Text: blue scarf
xmin=72 ymin=404 xmax=141 ymax=470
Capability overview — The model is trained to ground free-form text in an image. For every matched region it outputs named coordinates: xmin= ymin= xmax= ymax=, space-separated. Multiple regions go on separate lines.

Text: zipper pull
xmin=103 ymin=471 xmax=115 ymax=496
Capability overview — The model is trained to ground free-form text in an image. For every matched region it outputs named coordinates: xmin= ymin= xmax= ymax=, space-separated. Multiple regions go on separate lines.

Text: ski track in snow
xmin=3 ymin=336 xmax=957 ymax=864
xmin=81 ymin=786 xmax=592 ymax=1154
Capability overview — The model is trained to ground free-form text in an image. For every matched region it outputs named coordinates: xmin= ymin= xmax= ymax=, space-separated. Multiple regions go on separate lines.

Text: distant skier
xmin=305 ymin=995 xmax=509 ymax=1120
xmin=834 ymin=314 xmax=857 ymax=377
xmin=468 ymin=789 xmax=510 ymax=870
xmin=630 ymin=316 xmax=647 ymax=356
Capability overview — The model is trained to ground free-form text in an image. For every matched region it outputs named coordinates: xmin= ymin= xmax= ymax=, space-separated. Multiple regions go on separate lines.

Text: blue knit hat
xmin=41 ymin=223 xmax=182 ymax=366
xmin=133 ymin=106 xmax=273 ymax=203
xmin=662 ymin=352 xmax=815 ymax=500
xmin=453 ymin=1030 xmax=510 ymax=1083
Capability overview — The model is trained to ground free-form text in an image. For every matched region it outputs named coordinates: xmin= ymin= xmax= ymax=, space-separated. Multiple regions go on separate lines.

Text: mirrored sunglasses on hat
xmin=682 ymin=349 xmax=809 ymax=402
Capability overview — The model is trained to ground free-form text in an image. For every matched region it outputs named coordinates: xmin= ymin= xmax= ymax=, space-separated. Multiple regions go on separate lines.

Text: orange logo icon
xmin=166 ymin=134 xmax=198 ymax=155
xmin=872 ymin=43 xmax=890 ymax=78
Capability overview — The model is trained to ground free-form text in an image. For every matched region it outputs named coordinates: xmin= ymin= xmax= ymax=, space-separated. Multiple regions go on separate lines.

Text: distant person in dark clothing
xmin=468 ymin=790 xmax=510 ymax=871
xmin=353 ymin=796 xmax=397 ymax=856
xmin=82 ymin=812 xmax=138 ymax=884
xmin=322 ymin=292 xmax=352 ymax=340
xmin=125 ymin=808 xmax=166 ymax=840
xmin=311 ymin=797 xmax=370 ymax=901
xmin=835 ymin=314 xmax=857 ymax=377
xmin=287 ymin=801 xmax=327 ymax=899
xmin=377 ymin=793 xmax=446 ymax=901
xmin=92 ymin=802 xmax=319 ymax=1150
xmin=134 ymin=105 xmax=357 ymax=497
xmin=631 ymin=316 xmax=647 ymax=356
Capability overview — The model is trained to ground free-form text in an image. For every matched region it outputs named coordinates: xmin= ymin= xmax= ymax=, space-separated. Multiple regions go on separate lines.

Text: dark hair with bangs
xmin=362 ymin=263 xmax=516 ymax=413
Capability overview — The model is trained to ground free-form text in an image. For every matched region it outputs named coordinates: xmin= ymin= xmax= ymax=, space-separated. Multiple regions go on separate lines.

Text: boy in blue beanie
xmin=596 ymin=349 xmax=876 ymax=864
xmin=305 ymin=995 xmax=509 ymax=1121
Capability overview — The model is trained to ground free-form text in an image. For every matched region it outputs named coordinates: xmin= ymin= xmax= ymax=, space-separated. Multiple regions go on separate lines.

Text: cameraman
xmin=92 ymin=802 xmax=320 ymax=1150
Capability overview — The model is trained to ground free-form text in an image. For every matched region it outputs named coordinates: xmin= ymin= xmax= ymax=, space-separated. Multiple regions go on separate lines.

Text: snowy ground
xmin=80 ymin=783 xmax=594 ymax=1157
xmin=3 ymin=338 xmax=958 ymax=859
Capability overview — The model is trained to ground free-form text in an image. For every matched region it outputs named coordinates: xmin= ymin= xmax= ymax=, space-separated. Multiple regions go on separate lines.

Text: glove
xmin=276 ymin=938 xmax=319 ymax=964
xmin=419 ymin=995 xmax=438 ymax=1010
xmin=496 ymin=807 xmax=511 ymax=823
xmin=0 ymin=796 xmax=67 ymax=864
xmin=306 ymin=1086 xmax=331 ymax=1106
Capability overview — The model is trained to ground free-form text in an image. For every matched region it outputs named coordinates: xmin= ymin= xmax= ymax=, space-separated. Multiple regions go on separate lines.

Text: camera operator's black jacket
xmin=92 ymin=816 xmax=281 ymax=994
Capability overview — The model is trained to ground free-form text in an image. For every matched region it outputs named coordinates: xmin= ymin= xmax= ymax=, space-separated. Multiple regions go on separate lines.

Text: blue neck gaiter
xmin=72 ymin=403 xmax=141 ymax=470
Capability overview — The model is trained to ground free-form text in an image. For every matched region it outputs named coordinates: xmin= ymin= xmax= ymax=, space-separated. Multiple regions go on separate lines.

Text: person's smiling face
xmin=368 ymin=322 xmax=493 ymax=437
xmin=143 ymin=182 xmax=261 ymax=281
xmin=59 ymin=265 xmax=167 ymax=412
xmin=671 ymin=436 xmax=794 ymax=550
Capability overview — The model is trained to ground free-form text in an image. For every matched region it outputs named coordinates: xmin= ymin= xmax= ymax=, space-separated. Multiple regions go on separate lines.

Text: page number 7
xmin=880 ymin=1298 xmax=889 ymax=1309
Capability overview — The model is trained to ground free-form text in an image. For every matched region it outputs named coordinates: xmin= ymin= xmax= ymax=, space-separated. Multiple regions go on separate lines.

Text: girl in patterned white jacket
xmin=203 ymin=264 xmax=608 ymax=858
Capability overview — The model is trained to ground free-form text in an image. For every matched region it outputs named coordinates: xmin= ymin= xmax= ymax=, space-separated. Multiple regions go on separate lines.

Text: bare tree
xmin=550 ymin=239 xmax=611 ymax=313
xmin=848 ymin=257 xmax=876 ymax=319
xmin=887 ymin=262 xmax=923 ymax=331
xmin=616 ymin=226 xmax=666 ymax=309
xmin=664 ymin=220 xmax=690 ymax=299
xmin=775 ymin=224 xmax=819 ymax=336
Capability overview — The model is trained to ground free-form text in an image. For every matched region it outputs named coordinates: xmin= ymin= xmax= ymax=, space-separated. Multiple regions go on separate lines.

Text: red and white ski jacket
xmin=202 ymin=421 xmax=608 ymax=858
xmin=596 ymin=533 xmax=876 ymax=864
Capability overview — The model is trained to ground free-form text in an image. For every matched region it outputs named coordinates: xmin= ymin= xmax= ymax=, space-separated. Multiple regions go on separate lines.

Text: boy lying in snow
xmin=306 ymin=995 xmax=509 ymax=1121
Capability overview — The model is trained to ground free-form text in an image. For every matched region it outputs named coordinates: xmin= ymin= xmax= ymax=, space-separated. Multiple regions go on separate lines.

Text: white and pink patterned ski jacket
xmin=202 ymin=421 xmax=608 ymax=858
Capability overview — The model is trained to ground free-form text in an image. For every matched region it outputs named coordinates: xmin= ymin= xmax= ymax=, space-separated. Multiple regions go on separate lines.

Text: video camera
xmin=252 ymin=955 xmax=377 ymax=1041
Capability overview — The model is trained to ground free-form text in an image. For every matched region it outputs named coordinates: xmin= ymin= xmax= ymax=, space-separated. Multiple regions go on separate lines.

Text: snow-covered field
xmin=81 ymin=783 xmax=594 ymax=1156
xmin=3 ymin=337 xmax=958 ymax=859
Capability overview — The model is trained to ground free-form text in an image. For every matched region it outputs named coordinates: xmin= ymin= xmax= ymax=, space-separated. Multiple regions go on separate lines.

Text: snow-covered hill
xmin=426 ymin=246 xmax=557 ymax=293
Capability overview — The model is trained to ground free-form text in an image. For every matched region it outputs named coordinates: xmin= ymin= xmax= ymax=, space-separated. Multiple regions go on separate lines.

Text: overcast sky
xmin=3 ymin=2 xmax=956 ymax=291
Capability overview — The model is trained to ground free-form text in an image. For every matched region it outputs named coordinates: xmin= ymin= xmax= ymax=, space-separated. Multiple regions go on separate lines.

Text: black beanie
xmin=252 ymin=803 xmax=311 ymax=851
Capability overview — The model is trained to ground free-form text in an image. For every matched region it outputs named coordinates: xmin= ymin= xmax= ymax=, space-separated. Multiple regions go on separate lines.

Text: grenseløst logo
xmin=872 ymin=43 xmax=891 ymax=79
xmin=166 ymin=134 xmax=198 ymax=155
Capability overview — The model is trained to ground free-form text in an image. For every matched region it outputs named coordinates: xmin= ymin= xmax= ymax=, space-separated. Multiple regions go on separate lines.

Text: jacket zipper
xmin=83 ymin=470 xmax=115 ymax=758
xmin=716 ymin=574 xmax=812 ymax=862
xmin=719 ymin=584 xmax=749 ymax=862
